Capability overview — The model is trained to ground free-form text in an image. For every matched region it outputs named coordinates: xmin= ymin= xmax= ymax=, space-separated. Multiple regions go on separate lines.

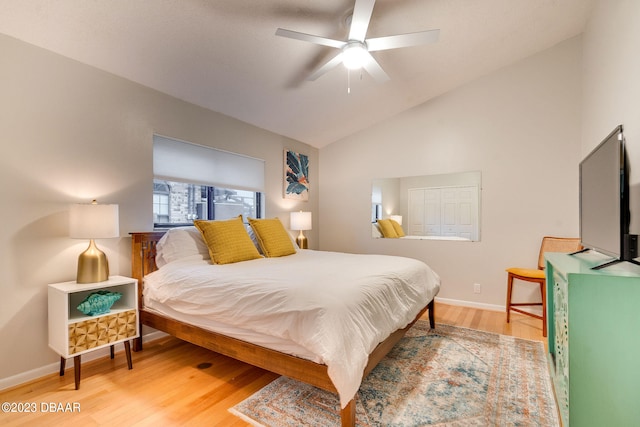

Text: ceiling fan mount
xmin=275 ymin=0 xmax=439 ymax=83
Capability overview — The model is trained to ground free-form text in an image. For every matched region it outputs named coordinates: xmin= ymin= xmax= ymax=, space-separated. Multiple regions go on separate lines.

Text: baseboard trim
xmin=435 ymin=297 xmax=505 ymax=313
xmin=0 ymin=330 xmax=167 ymax=391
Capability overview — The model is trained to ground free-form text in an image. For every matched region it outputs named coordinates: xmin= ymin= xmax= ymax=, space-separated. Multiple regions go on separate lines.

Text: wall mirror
xmin=372 ymin=171 xmax=481 ymax=241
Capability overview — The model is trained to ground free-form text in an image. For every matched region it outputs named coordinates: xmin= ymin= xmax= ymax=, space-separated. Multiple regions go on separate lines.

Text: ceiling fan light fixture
xmin=342 ymin=42 xmax=368 ymax=70
xmin=275 ymin=0 xmax=440 ymax=83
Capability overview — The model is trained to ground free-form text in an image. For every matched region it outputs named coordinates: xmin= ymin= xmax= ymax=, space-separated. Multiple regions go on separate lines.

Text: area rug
xmin=230 ymin=322 xmax=559 ymax=426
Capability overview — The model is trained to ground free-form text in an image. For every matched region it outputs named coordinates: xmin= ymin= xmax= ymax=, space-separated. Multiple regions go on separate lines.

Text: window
xmin=371 ymin=184 xmax=383 ymax=222
xmin=371 ymin=203 xmax=382 ymax=222
xmin=153 ymin=135 xmax=265 ymax=229
xmin=153 ymin=179 xmax=262 ymax=227
xmin=153 ymin=182 xmax=170 ymax=224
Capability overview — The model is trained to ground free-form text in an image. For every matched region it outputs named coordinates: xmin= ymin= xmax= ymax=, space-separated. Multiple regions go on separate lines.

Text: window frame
xmin=152 ymin=179 xmax=263 ymax=229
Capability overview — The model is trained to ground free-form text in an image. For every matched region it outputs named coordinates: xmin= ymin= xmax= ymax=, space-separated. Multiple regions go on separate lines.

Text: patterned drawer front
xmin=553 ymin=274 xmax=570 ymax=425
xmin=68 ymin=310 xmax=137 ymax=355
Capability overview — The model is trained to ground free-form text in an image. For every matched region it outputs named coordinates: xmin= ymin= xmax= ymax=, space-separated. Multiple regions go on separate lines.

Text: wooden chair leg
xmin=506 ymin=273 xmax=514 ymax=323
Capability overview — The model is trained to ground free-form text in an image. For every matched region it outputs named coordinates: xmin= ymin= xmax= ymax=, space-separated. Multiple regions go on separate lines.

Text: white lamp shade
xmin=69 ymin=203 xmax=120 ymax=239
xmin=389 ymin=215 xmax=402 ymax=226
xmin=290 ymin=211 xmax=312 ymax=231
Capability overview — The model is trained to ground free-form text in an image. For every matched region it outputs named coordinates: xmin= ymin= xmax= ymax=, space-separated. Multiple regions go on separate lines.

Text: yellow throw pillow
xmin=389 ymin=219 xmax=405 ymax=237
xmin=248 ymin=217 xmax=297 ymax=257
xmin=377 ymin=219 xmax=399 ymax=238
xmin=194 ymin=216 xmax=262 ymax=264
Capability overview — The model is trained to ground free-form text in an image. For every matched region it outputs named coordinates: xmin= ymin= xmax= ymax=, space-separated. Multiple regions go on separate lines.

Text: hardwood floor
xmin=0 ymin=303 xmax=545 ymax=426
xmin=437 ymin=302 xmax=546 ymax=344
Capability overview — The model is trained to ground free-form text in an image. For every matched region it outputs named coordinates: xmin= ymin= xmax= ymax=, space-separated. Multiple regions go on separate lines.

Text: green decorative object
xmin=77 ymin=290 xmax=122 ymax=316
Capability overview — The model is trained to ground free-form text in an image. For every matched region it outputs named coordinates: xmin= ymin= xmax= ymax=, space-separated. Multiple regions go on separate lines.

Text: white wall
xmin=319 ymin=37 xmax=583 ymax=309
xmin=582 ymin=0 xmax=640 ymax=236
xmin=0 ymin=34 xmax=318 ymax=386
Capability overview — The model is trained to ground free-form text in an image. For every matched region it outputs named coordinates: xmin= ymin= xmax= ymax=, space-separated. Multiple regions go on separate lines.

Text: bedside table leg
xmin=110 ymin=345 xmax=115 ymax=359
xmin=74 ymin=355 xmax=81 ymax=390
xmin=124 ymin=341 xmax=133 ymax=370
xmin=59 ymin=357 xmax=66 ymax=376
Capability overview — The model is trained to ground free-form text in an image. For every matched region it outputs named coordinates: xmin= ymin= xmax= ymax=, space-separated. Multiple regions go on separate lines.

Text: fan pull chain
xmin=346 ymin=69 xmax=365 ymax=94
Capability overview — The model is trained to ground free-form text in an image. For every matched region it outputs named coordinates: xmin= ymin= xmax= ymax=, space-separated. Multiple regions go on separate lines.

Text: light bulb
xmin=342 ymin=42 xmax=367 ymax=70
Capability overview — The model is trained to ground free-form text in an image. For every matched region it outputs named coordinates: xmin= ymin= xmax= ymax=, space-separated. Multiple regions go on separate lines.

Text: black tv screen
xmin=579 ymin=125 xmax=628 ymax=260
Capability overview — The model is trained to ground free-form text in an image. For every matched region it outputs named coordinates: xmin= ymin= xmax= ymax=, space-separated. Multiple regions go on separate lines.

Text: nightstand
xmin=48 ymin=276 xmax=139 ymax=389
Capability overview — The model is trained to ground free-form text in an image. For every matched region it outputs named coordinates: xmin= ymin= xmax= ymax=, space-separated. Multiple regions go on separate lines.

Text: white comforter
xmin=143 ymin=249 xmax=440 ymax=408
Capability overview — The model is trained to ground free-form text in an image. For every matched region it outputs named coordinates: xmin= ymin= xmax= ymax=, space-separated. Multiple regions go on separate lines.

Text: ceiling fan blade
xmin=366 ymin=29 xmax=440 ymax=51
xmin=307 ymin=52 xmax=344 ymax=81
xmin=275 ymin=28 xmax=344 ymax=49
xmin=361 ymin=51 xmax=389 ymax=83
xmin=349 ymin=0 xmax=376 ymax=42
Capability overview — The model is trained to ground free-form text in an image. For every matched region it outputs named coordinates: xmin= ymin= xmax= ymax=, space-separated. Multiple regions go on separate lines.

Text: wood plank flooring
xmin=0 ymin=303 xmax=544 ymax=426
xmin=437 ymin=302 xmax=546 ymax=344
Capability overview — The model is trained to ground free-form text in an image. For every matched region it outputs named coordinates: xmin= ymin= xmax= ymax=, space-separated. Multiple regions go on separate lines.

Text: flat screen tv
xmin=579 ymin=124 xmax=631 ymax=267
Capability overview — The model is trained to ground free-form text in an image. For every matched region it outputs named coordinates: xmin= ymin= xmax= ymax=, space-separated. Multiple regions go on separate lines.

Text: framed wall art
xmin=284 ymin=149 xmax=309 ymax=201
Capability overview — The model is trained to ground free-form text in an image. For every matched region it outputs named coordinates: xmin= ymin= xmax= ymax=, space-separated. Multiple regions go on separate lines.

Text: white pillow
xmin=156 ymin=226 xmax=210 ymax=267
xmin=246 ymin=224 xmax=264 ymax=255
xmin=372 ymin=222 xmax=383 ymax=238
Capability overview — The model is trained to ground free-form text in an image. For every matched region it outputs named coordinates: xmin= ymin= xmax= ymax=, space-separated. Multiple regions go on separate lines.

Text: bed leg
xmin=428 ymin=300 xmax=435 ymax=329
xmin=340 ymin=399 xmax=356 ymax=427
xmin=133 ymin=336 xmax=143 ymax=352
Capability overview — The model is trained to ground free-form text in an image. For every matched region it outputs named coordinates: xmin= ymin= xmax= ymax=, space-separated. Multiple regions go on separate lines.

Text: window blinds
xmin=153 ymin=135 xmax=265 ymax=192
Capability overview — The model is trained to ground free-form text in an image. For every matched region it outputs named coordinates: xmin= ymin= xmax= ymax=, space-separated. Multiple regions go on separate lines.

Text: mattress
xmin=143 ymin=249 xmax=440 ymax=407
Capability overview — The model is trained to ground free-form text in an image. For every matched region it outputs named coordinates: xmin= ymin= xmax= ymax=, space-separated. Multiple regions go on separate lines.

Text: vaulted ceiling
xmin=0 ymin=0 xmax=594 ymax=148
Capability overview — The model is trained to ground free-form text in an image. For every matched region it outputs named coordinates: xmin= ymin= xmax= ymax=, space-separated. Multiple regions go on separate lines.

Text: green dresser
xmin=545 ymin=252 xmax=640 ymax=426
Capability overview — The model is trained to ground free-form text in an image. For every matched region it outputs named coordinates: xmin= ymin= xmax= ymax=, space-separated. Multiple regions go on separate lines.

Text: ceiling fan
xmin=275 ymin=0 xmax=440 ymax=83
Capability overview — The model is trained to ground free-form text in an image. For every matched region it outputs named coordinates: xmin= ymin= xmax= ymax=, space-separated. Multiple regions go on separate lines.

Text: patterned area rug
xmin=230 ymin=322 xmax=559 ymax=426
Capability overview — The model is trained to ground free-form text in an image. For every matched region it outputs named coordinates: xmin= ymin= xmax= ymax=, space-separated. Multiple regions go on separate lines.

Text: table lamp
xmin=69 ymin=200 xmax=119 ymax=283
xmin=290 ymin=211 xmax=312 ymax=249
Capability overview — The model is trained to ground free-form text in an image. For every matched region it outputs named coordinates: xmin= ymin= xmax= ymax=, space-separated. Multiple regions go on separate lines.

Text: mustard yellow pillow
xmin=389 ymin=219 xmax=405 ymax=237
xmin=248 ymin=217 xmax=296 ymax=257
xmin=194 ymin=216 xmax=262 ymax=264
xmin=377 ymin=219 xmax=399 ymax=238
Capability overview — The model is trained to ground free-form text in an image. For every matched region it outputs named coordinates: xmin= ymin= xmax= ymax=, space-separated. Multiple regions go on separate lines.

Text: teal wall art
xmin=284 ymin=149 xmax=309 ymax=201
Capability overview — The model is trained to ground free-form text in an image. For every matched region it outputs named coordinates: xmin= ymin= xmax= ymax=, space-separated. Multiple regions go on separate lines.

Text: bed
xmin=130 ymin=223 xmax=440 ymax=427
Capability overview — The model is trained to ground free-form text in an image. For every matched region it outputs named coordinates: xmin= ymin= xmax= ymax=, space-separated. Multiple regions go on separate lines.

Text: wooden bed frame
xmin=130 ymin=232 xmax=435 ymax=427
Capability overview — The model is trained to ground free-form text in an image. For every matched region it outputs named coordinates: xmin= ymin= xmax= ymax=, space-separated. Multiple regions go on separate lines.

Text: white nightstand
xmin=48 ymin=276 xmax=139 ymax=389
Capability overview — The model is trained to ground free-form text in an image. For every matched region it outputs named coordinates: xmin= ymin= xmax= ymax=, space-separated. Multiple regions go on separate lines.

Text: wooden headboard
xmin=130 ymin=232 xmax=165 ymax=310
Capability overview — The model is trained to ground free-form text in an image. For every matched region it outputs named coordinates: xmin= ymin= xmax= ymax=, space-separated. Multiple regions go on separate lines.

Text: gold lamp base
xmin=296 ymin=231 xmax=308 ymax=249
xmin=77 ymin=239 xmax=110 ymax=284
